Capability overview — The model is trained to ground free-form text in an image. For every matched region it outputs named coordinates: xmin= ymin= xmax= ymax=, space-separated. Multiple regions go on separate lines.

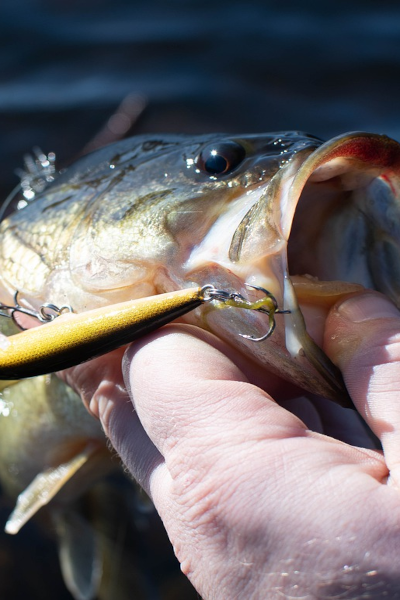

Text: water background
xmin=1 ymin=1 xmax=400 ymax=598
xmin=1 ymin=0 xmax=400 ymax=196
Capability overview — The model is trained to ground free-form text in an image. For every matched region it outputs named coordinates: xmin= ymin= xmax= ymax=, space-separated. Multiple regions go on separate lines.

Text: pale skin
xmin=62 ymin=291 xmax=400 ymax=599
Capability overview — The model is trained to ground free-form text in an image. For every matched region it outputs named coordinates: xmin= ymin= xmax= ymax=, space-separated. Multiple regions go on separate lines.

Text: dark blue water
xmin=1 ymin=1 xmax=400 ymax=597
xmin=1 ymin=0 xmax=400 ymax=195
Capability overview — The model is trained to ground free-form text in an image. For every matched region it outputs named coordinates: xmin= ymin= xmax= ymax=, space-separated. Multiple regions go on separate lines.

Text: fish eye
xmin=196 ymin=141 xmax=246 ymax=176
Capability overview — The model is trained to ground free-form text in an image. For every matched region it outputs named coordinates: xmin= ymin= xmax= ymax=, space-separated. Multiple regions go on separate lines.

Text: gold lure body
xmin=0 ymin=288 xmax=203 ymax=379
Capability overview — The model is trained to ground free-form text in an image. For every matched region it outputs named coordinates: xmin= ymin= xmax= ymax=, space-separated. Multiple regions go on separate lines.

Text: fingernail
xmin=338 ymin=293 xmax=400 ymax=323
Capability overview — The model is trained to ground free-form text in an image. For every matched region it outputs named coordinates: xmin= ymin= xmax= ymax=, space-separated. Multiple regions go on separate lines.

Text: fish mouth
xmin=286 ymin=131 xmax=400 ymax=305
xmin=283 ymin=132 xmax=400 ymax=403
xmin=223 ymin=132 xmax=400 ymax=405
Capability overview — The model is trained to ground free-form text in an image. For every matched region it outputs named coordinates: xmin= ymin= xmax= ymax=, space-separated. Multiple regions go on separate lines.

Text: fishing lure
xmin=0 ymin=284 xmax=288 ymax=379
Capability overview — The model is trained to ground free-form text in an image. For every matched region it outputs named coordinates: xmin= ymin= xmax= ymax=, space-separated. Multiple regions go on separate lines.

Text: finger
xmin=60 ymin=347 xmax=127 ymax=419
xmin=123 ymin=323 xmax=388 ymax=567
xmin=324 ymin=291 xmax=400 ymax=480
xmin=281 ymin=396 xmax=324 ymax=433
xmin=123 ymin=324 xmax=317 ymax=462
xmin=59 ymin=326 xmax=299 ymax=496
xmin=60 ymin=348 xmax=163 ymax=493
xmin=105 ymin=403 xmax=164 ymax=494
xmin=310 ymin=396 xmax=380 ymax=449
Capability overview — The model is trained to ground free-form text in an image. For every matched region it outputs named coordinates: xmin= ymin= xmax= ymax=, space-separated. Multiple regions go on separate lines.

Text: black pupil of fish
xmin=204 ymin=153 xmax=228 ymax=174
xmin=197 ymin=142 xmax=245 ymax=175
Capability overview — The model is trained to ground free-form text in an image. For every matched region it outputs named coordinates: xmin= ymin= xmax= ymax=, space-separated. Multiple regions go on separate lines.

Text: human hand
xmin=62 ymin=291 xmax=400 ymax=599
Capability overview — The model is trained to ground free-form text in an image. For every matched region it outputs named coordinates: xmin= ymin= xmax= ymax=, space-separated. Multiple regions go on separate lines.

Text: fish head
xmin=1 ymin=132 xmax=400 ymax=403
xmin=0 ymin=133 xmax=318 ymax=301
xmin=170 ymin=132 xmax=400 ymax=403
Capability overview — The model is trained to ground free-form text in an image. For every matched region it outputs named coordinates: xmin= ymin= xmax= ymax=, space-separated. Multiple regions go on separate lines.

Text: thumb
xmin=324 ymin=291 xmax=400 ymax=483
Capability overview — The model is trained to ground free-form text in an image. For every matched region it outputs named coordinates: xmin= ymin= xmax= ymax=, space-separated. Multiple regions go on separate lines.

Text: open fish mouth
xmin=284 ymin=132 xmax=400 ymax=401
xmin=287 ymin=132 xmax=400 ymax=295
xmin=286 ymin=131 xmax=400 ymax=322
xmin=185 ymin=132 xmax=400 ymax=405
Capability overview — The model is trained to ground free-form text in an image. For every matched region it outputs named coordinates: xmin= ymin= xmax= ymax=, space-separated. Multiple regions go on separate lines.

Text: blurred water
xmin=1 ymin=0 xmax=400 ymax=195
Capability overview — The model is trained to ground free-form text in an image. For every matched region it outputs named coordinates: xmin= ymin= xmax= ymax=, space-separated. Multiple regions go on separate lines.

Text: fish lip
xmin=280 ymin=131 xmax=400 ymax=242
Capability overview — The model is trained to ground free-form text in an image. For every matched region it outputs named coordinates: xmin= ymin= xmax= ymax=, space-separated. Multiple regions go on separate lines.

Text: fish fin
xmin=5 ymin=444 xmax=97 ymax=534
xmin=54 ymin=509 xmax=102 ymax=600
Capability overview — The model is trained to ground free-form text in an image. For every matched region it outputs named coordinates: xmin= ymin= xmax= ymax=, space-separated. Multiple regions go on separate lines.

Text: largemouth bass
xmin=0 ymin=132 xmax=399 ymax=398
xmin=1 ymin=130 xmax=400 ymax=599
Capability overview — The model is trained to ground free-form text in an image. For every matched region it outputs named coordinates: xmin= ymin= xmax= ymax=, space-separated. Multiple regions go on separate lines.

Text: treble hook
xmin=201 ymin=283 xmax=290 ymax=342
xmin=0 ymin=291 xmax=73 ymax=330
xmin=238 ymin=284 xmax=290 ymax=342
